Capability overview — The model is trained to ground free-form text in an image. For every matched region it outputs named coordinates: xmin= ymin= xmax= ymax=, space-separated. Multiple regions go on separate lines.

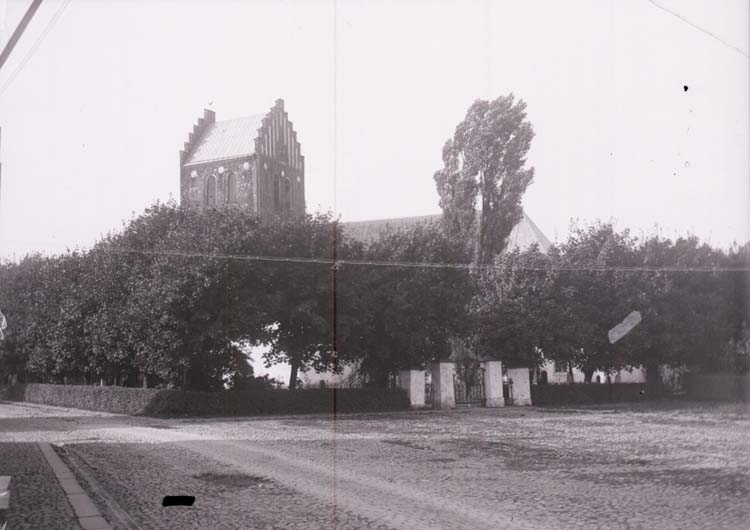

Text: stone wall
xmin=683 ymin=373 xmax=750 ymax=402
xmin=531 ymin=383 xmax=667 ymax=405
xmin=1 ymin=384 xmax=410 ymax=416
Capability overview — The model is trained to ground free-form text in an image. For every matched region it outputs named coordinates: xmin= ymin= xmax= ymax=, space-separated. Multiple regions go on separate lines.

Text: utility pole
xmin=0 ymin=0 xmax=44 ymax=72
xmin=0 ymin=0 xmax=44 ymax=213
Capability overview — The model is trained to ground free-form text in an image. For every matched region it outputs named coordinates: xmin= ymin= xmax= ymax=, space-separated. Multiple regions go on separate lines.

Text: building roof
xmin=506 ymin=213 xmax=552 ymax=252
xmin=183 ymin=113 xmax=266 ymax=166
xmin=342 ymin=212 xmax=552 ymax=253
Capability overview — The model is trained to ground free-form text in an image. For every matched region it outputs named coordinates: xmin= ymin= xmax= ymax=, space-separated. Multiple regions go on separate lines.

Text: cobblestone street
xmin=1 ymin=400 xmax=748 ymax=529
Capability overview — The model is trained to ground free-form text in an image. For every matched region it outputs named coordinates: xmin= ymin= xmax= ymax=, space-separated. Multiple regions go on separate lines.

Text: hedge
xmin=0 ymin=383 xmax=410 ymax=416
xmin=0 ymin=384 xmax=159 ymax=414
xmin=683 ymin=373 xmax=750 ymax=402
xmin=530 ymin=383 xmax=667 ymax=405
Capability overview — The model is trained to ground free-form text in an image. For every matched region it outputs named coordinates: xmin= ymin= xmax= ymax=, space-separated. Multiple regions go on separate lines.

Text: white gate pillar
xmin=398 ymin=369 xmax=426 ymax=408
xmin=484 ymin=361 xmax=505 ymax=407
xmin=507 ymin=367 xmax=532 ymax=406
xmin=431 ymin=362 xmax=455 ymax=409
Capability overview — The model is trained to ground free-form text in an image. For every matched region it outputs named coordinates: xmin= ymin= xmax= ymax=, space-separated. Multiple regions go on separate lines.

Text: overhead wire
xmin=645 ymin=0 xmax=749 ymax=58
xmin=0 ymin=0 xmax=73 ymax=98
xmin=101 ymin=247 xmax=750 ymax=274
xmin=0 ymin=0 xmax=746 ymax=274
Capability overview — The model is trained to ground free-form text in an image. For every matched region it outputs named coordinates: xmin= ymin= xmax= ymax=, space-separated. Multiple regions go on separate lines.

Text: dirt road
xmin=1 ymin=400 xmax=748 ymax=530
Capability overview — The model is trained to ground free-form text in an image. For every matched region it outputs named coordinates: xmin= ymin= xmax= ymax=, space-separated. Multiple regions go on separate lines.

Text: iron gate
xmin=503 ymin=378 xmax=514 ymax=405
xmin=453 ymin=367 xmax=486 ymax=406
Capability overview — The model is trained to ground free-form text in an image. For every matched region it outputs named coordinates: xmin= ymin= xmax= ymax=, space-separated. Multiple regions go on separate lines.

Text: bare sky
xmin=0 ymin=0 xmax=748 ymax=261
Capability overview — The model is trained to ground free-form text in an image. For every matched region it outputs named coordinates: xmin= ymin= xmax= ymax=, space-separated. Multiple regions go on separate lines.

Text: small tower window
xmin=226 ymin=172 xmax=237 ymax=203
xmin=204 ymin=174 xmax=217 ymax=207
xmin=273 ymin=177 xmax=281 ymax=211
xmin=248 ymin=176 xmax=256 ymax=213
xmin=283 ymin=177 xmax=291 ymax=212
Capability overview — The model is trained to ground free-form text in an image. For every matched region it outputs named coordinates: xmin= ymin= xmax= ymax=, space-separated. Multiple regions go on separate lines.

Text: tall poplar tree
xmin=434 ymin=94 xmax=536 ymax=267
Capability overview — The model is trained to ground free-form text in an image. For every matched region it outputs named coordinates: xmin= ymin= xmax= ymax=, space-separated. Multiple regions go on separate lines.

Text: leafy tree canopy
xmin=434 ymin=94 xmax=535 ymax=267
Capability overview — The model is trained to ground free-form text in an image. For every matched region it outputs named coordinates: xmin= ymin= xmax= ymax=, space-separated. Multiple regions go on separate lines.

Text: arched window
xmin=273 ymin=176 xmax=281 ymax=211
xmin=247 ymin=175 xmax=256 ymax=213
xmin=283 ymin=177 xmax=291 ymax=212
xmin=226 ymin=172 xmax=237 ymax=203
xmin=204 ymin=174 xmax=217 ymax=207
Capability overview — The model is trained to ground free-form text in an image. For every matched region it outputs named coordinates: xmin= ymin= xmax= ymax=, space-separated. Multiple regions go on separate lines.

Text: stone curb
xmin=36 ymin=443 xmax=113 ymax=530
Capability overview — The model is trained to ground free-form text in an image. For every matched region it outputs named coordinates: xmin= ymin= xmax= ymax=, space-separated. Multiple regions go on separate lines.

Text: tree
xmin=473 ymin=245 xmax=570 ymax=368
xmin=718 ymin=241 xmax=749 ymax=373
xmin=546 ymin=227 xmax=743 ymax=381
xmin=87 ymin=202 xmax=276 ymax=390
xmin=646 ymin=236 xmax=738 ymax=374
xmin=42 ymin=252 xmax=100 ymax=383
xmin=261 ymin=214 xmax=342 ymax=390
xmin=552 ymin=222 xmax=642 ymax=381
xmin=0 ymin=254 xmax=50 ymax=382
xmin=0 ymin=251 xmax=100 ymax=384
xmin=346 ymin=221 xmax=474 ymax=385
xmin=616 ymin=235 xmax=682 ymax=380
xmin=434 ymin=95 xmax=536 ymax=267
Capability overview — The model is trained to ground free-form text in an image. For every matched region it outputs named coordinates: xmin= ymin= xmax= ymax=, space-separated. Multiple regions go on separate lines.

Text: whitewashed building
xmin=536 ymin=360 xmax=647 ymax=385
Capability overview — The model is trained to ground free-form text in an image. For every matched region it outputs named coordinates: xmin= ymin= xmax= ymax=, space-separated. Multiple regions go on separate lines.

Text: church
xmin=179 ymin=99 xmax=551 ymax=253
xmin=180 ymin=99 xmax=305 ymax=222
xmin=179 ymin=99 xmax=597 ymax=390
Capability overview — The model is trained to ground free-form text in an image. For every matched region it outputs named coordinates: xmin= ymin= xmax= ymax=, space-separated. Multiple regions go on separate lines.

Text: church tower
xmin=179 ymin=99 xmax=305 ymax=222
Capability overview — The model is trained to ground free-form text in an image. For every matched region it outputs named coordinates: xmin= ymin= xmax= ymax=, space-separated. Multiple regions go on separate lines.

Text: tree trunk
xmin=646 ymin=363 xmax=661 ymax=384
xmin=583 ymin=367 xmax=595 ymax=383
xmin=474 ymin=176 xmax=491 ymax=268
xmin=645 ymin=363 xmax=661 ymax=397
xmin=289 ymin=360 xmax=300 ymax=391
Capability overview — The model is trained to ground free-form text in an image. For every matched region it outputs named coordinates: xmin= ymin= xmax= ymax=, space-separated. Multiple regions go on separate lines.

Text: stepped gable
xmin=179 ymin=99 xmax=305 ymax=222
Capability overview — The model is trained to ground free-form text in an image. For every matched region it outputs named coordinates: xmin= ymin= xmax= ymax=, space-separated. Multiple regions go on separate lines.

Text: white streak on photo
xmin=608 ymin=311 xmax=642 ymax=344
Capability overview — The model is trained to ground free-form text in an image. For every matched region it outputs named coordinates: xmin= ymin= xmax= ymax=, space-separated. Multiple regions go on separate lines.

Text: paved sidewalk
xmin=0 ymin=442 xmax=80 ymax=530
xmin=38 ymin=443 xmax=112 ymax=530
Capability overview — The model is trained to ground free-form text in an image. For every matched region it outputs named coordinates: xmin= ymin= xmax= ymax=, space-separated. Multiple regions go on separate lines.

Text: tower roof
xmin=183 ymin=113 xmax=266 ymax=166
